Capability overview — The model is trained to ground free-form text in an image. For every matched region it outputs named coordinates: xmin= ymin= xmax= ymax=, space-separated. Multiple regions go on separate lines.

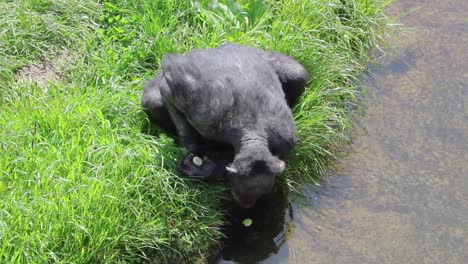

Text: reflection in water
xmin=273 ymin=0 xmax=468 ymax=263
xmin=214 ymin=185 xmax=293 ymax=263
xmin=217 ymin=0 xmax=468 ymax=263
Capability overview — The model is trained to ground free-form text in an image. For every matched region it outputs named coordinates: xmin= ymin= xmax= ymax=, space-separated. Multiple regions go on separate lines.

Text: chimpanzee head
xmin=226 ymin=150 xmax=285 ymax=208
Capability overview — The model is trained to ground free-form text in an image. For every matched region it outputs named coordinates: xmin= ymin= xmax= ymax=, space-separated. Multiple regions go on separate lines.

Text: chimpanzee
xmin=141 ymin=43 xmax=308 ymax=207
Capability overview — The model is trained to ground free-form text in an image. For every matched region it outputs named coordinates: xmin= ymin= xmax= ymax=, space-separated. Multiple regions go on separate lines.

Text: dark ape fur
xmin=141 ymin=43 xmax=308 ymax=207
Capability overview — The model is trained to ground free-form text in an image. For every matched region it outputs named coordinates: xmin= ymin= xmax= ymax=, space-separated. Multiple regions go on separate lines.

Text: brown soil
xmin=16 ymin=49 xmax=73 ymax=90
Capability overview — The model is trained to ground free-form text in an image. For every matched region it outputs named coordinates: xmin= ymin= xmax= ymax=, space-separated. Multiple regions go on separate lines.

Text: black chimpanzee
xmin=141 ymin=43 xmax=308 ymax=208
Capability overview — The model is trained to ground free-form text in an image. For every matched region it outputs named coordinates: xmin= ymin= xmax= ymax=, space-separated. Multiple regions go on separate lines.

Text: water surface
xmin=217 ymin=0 xmax=468 ymax=263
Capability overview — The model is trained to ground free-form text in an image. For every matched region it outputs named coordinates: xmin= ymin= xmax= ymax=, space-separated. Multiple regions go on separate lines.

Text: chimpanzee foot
xmin=176 ymin=153 xmax=226 ymax=181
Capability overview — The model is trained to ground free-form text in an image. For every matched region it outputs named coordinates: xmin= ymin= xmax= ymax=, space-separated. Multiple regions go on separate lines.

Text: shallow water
xmin=215 ymin=0 xmax=468 ymax=263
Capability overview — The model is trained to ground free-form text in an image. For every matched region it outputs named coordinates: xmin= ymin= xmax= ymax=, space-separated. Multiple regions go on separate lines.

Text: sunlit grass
xmin=0 ymin=0 xmax=392 ymax=262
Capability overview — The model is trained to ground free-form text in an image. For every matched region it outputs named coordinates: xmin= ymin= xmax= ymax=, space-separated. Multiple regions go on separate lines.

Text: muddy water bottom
xmin=215 ymin=0 xmax=468 ymax=263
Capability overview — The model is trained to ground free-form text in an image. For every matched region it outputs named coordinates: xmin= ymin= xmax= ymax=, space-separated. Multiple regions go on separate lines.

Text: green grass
xmin=0 ymin=0 xmax=392 ymax=262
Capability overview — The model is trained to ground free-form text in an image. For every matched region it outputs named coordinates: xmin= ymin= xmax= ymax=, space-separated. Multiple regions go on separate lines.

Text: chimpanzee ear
xmin=162 ymin=54 xmax=197 ymax=90
xmin=226 ymin=165 xmax=238 ymax=174
xmin=272 ymin=159 xmax=285 ymax=174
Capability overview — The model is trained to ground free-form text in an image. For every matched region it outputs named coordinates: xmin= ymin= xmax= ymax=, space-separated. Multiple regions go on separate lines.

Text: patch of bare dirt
xmin=16 ymin=49 xmax=73 ymax=91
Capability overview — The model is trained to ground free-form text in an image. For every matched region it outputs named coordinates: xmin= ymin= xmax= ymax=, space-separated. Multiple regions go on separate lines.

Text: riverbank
xmin=0 ymin=0 xmax=392 ymax=262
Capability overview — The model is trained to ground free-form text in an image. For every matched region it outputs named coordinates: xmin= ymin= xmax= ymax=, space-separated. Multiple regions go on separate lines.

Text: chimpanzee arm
xmin=163 ymin=102 xmax=203 ymax=153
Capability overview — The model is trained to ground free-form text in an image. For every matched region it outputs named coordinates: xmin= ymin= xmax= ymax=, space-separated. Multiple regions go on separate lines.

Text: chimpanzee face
xmin=226 ymin=158 xmax=284 ymax=208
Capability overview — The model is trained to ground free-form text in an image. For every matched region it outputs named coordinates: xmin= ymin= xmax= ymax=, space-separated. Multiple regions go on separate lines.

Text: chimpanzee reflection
xmin=214 ymin=183 xmax=293 ymax=263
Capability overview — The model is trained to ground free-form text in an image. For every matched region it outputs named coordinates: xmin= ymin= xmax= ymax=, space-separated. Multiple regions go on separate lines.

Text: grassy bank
xmin=0 ymin=0 xmax=392 ymax=262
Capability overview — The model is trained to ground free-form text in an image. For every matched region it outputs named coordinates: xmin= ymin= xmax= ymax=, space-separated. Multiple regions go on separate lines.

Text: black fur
xmin=141 ymin=43 xmax=308 ymax=207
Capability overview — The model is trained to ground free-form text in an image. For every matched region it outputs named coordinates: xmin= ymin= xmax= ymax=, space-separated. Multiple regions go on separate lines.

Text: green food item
xmin=242 ymin=218 xmax=253 ymax=227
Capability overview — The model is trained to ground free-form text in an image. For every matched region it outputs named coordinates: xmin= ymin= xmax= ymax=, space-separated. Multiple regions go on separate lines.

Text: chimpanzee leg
xmin=260 ymin=51 xmax=309 ymax=107
xmin=142 ymin=73 xmax=221 ymax=154
xmin=220 ymin=43 xmax=308 ymax=107
xmin=141 ymin=74 xmax=177 ymax=135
